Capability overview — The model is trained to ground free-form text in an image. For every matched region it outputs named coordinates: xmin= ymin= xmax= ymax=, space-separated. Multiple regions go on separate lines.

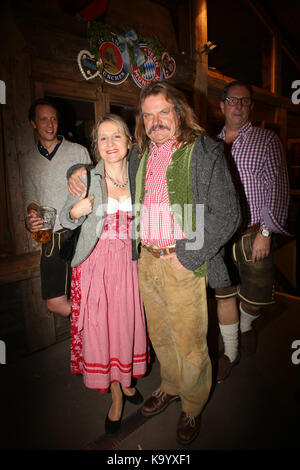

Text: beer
xmin=26 ymin=206 xmax=57 ymax=243
xmin=32 ymin=228 xmax=53 ymax=244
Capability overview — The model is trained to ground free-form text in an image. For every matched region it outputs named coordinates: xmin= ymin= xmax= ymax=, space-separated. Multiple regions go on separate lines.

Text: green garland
xmin=88 ymin=22 xmax=112 ymax=55
xmin=87 ymin=21 xmax=165 ymax=73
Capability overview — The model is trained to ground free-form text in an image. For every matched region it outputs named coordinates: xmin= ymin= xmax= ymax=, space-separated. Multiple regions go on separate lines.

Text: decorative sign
xmin=77 ymin=24 xmax=177 ymax=90
xmin=131 ymin=44 xmax=162 ymax=88
xmin=77 ymin=50 xmax=102 ymax=81
xmin=98 ymin=36 xmax=129 ymax=85
xmin=116 ymin=29 xmax=145 ymax=73
xmin=162 ymin=51 xmax=176 ymax=80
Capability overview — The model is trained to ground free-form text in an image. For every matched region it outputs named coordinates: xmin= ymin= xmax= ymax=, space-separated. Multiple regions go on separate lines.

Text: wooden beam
xmin=193 ymin=0 xmax=208 ymax=127
xmin=177 ymin=0 xmax=193 ymax=57
xmin=270 ymin=34 xmax=281 ymax=95
xmin=94 ymin=92 xmax=110 ymax=120
xmin=0 ymin=108 xmax=11 ymax=253
xmin=2 ymin=33 xmax=34 ymax=255
xmin=0 ymin=251 xmax=40 ymax=285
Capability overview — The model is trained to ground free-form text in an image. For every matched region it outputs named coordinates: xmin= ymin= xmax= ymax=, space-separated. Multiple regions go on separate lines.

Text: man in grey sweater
xmin=21 ymin=98 xmax=91 ymax=316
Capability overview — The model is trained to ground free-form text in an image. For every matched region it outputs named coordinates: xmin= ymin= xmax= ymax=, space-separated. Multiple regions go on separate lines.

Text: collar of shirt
xmin=219 ymin=121 xmax=252 ymax=141
xmin=150 ymin=136 xmax=179 ymax=156
xmin=37 ymin=135 xmax=63 ymax=160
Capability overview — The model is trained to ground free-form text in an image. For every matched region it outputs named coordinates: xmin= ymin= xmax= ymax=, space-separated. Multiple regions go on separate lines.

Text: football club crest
xmin=131 ymin=44 xmax=162 ymax=88
xmin=99 ymin=36 xmax=129 ymax=85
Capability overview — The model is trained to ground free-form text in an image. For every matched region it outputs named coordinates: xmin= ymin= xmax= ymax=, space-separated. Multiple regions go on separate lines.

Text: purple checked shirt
xmin=218 ymin=122 xmax=290 ymax=234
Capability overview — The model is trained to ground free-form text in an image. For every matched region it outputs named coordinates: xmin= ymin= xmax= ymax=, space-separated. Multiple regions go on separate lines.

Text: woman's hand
xmin=70 ymin=192 xmax=95 ymax=220
xmin=68 ymin=167 xmax=87 ymax=196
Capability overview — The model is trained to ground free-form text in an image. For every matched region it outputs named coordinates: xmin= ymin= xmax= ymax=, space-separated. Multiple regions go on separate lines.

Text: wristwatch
xmin=259 ymin=226 xmax=271 ymax=237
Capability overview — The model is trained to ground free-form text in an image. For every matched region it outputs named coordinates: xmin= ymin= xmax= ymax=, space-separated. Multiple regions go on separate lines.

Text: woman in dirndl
xmin=60 ymin=114 xmax=147 ymax=437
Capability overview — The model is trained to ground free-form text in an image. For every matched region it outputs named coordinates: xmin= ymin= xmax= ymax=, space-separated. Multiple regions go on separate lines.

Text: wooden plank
xmin=177 ymin=0 xmax=193 ymax=56
xmin=0 ymin=252 xmax=40 ymax=285
xmin=270 ymin=34 xmax=281 ymax=95
xmin=193 ymin=0 xmax=208 ymax=127
xmin=94 ymin=93 xmax=110 ymax=120
xmin=0 ymin=108 xmax=11 ymax=253
xmin=106 ymin=81 xmax=138 ymax=106
xmin=31 ymin=57 xmax=87 ymax=83
xmin=34 ymin=79 xmax=97 ymax=101
xmin=1 ymin=14 xmax=35 ymax=256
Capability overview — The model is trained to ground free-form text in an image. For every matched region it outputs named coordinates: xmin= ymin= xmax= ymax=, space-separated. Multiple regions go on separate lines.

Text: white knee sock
xmin=219 ymin=322 xmax=239 ymax=362
xmin=239 ymin=302 xmax=259 ymax=333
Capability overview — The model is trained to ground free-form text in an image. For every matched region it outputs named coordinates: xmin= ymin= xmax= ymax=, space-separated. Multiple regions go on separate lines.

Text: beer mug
xmin=27 ymin=206 xmax=57 ymax=244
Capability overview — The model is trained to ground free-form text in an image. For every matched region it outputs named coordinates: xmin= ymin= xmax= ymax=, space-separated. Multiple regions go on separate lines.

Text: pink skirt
xmin=70 ymin=214 xmax=147 ymax=393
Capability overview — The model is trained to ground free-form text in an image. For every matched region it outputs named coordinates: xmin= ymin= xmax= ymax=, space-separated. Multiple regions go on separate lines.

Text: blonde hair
xmin=135 ymin=82 xmax=206 ymax=155
xmin=91 ymin=113 xmax=132 ymax=161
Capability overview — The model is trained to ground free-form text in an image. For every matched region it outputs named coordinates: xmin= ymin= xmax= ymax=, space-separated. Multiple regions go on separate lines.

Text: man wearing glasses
xmin=215 ymin=81 xmax=290 ymax=382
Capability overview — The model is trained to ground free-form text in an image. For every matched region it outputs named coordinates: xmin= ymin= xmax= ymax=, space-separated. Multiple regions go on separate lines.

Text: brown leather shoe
xmin=141 ymin=389 xmax=179 ymax=417
xmin=240 ymin=328 xmax=257 ymax=354
xmin=176 ymin=412 xmax=201 ymax=445
xmin=217 ymin=353 xmax=240 ymax=383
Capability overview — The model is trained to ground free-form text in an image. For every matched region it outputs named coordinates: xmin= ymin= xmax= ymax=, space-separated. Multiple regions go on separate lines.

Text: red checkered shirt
xmin=140 ymin=138 xmax=185 ymax=247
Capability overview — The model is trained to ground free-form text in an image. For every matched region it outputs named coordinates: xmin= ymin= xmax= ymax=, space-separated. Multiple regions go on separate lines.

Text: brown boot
xmin=176 ymin=412 xmax=201 ymax=445
xmin=141 ymin=389 xmax=179 ymax=417
xmin=217 ymin=353 xmax=240 ymax=383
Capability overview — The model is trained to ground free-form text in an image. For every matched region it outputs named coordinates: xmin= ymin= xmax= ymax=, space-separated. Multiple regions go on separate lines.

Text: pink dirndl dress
xmin=70 ymin=197 xmax=147 ymax=393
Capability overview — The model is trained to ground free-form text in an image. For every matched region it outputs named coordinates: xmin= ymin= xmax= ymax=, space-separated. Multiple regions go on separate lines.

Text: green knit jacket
xmin=134 ymin=139 xmax=207 ymax=277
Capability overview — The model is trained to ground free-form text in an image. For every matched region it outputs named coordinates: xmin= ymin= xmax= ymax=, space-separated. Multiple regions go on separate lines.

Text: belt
xmin=243 ymin=224 xmax=260 ymax=236
xmin=143 ymin=245 xmax=176 ymax=258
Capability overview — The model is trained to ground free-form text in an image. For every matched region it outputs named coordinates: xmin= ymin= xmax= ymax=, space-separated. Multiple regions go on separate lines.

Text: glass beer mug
xmin=30 ymin=206 xmax=57 ymax=244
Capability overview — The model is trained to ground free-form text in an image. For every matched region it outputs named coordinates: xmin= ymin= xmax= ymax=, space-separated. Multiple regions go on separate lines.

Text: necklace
xmin=105 ymin=170 xmax=128 ymax=189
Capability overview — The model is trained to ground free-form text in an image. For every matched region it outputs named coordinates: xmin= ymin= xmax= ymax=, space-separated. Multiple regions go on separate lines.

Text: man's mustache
xmin=148 ymin=124 xmax=170 ymax=134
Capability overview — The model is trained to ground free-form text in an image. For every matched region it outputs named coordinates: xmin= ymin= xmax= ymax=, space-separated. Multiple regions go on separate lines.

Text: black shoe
xmin=122 ymin=388 xmax=144 ymax=405
xmin=105 ymin=397 xmax=124 ymax=437
xmin=105 ymin=414 xmax=122 ymax=437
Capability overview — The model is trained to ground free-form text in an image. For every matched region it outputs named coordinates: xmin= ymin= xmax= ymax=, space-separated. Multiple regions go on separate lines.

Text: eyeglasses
xmin=224 ymin=97 xmax=252 ymax=107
